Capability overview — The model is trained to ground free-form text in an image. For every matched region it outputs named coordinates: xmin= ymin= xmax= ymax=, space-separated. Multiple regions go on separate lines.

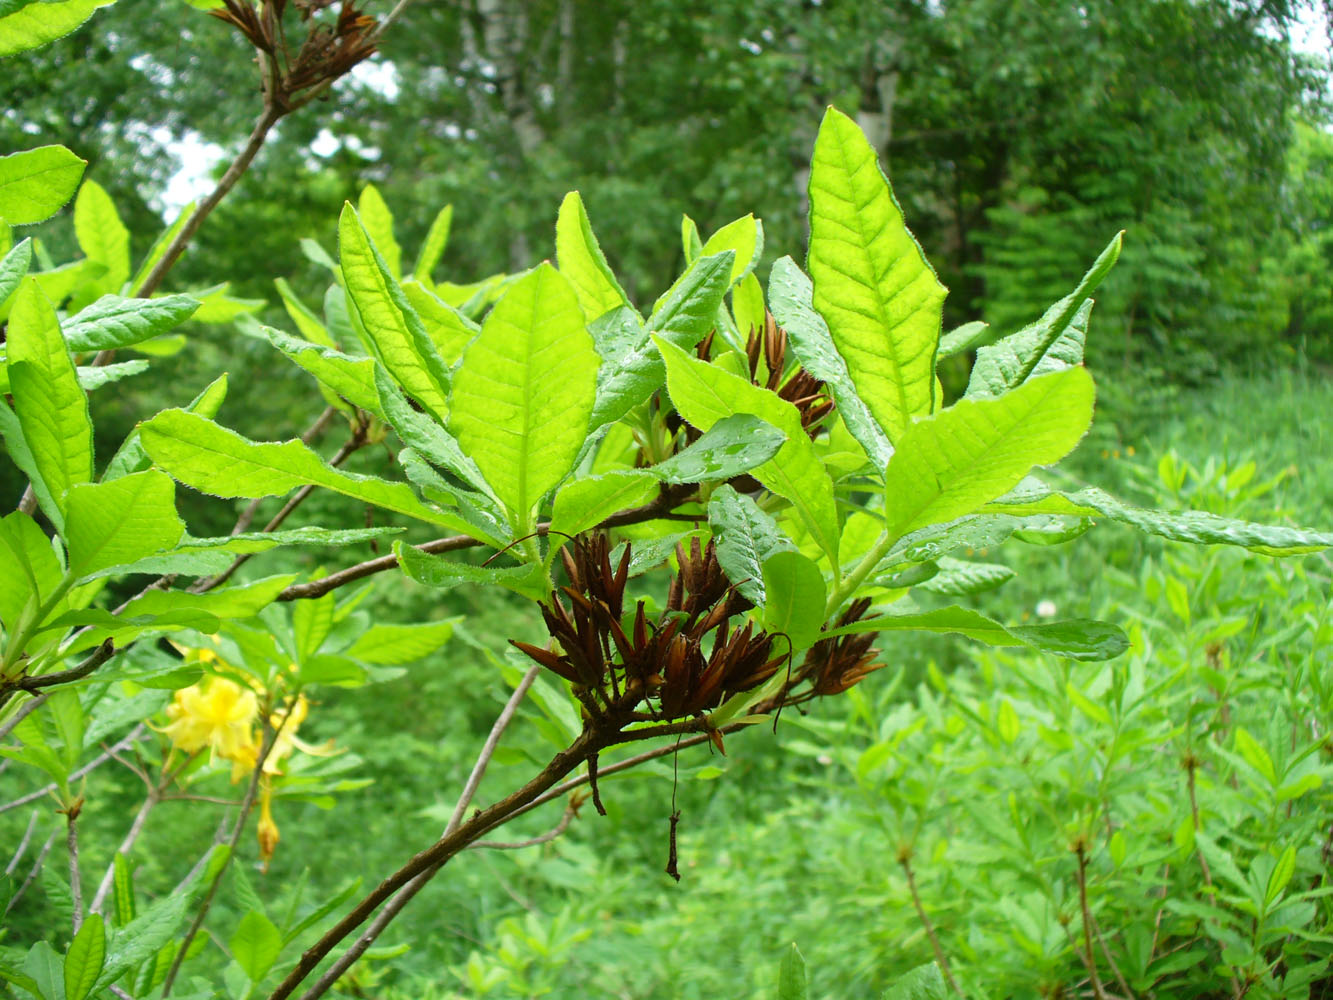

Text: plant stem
xmin=89 ymin=787 xmax=159 ymax=915
xmin=468 ymin=798 xmax=580 ymax=850
xmin=289 ymin=665 xmax=542 ymax=998
xmin=66 ymin=811 xmax=83 ymax=933
xmin=1074 ymin=843 xmax=1108 ymax=1000
xmin=824 ymin=529 xmax=895 ymax=618
xmin=899 ymin=851 xmax=962 ymax=997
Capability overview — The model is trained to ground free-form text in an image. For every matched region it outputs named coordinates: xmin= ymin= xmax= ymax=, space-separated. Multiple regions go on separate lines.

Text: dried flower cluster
xmin=210 ymin=0 xmax=377 ymax=108
xmin=512 ymin=536 xmax=786 ymax=726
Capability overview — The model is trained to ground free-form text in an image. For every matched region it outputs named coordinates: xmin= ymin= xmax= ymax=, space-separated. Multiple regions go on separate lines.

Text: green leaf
xmin=655 ymin=334 xmax=840 ymax=564
xmin=0 ymin=510 xmax=65 ymax=631
xmin=732 ymin=272 xmax=765 ymax=342
xmin=0 ymin=0 xmax=113 ymax=56
xmin=0 ymin=236 xmax=32 ymax=306
xmin=768 ymin=255 xmax=894 ymax=468
xmin=401 ymin=279 xmax=479 ymax=365
xmin=340 ymin=619 xmax=458 ymax=664
xmin=260 ymin=325 xmax=380 ymax=414
xmin=550 ymin=470 xmax=659 ymax=540
xmin=0 ymin=959 xmax=42 ymax=997
xmin=761 ymin=550 xmax=826 ymax=651
xmin=968 ymin=233 xmax=1121 ymax=398
xmin=982 ymin=481 xmax=1333 ymax=556
xmin=70 ymin=360 xmax=147 ymax=391
xmin=394 ymin=541 xmax=549 ymax=601
xmin=140 ymin=409 xmax=460 ymax=527
xmin=63 ymin=913 xmax=105 ymax=1000
xmin=413 ymin=203 xmax=452 ymax=283
xmin=339 ymin=202 xmax=450 ymax=421
xmin=917 ymin=556 xmax=1015 ymax=596
xmin=777 ymin=943 xmax=807 ymax=1000
xmin=589 ymin=252 xmax=734 ymax=429
xmin=357 ymin=184 xmax=402 ymax=279
xmin=701 ymin=213 xmax=763 ymax=289
xmin=73 ymin=179 xmax=129 ymax=299
xmin=61 ymin=294 xmax=200 ymax=353
xmin=647 ymin=414 xmax=785 ymax=485
xmin=1265 ymin=845 xmax=1296 ymax=907
xmin=556 ymin=190 xmax=630 ymax=320
xmin=450 ymin=263 xmax=600 ymax=532
xmin=274 ymin=276 xmax=333 ymax=346
xmin=0 ymin=146 xmax=86 ymax=223
xmin=95 ymin=891 xmax=187 ymax=991
xmin=291 ymin=591 xmax=335 ymax=662
xmin=823 ymin=604 xmax=1128 ymax=661
xmin=937 ymin=321 xmax=989 ymax=361
xmin=101 ymin=372 xmax=227 ymax=481
xmin=884 ymin=368 xmax=1095 ymax=539
xmin=21 ymin=941 xmax=63 ymax=1000
xmin=707 ymin=484 xmax=796 ymax=606
xmin=7 ymin=278 xmax=93 ymax=522
xmin=807 ymin=107 xmax=945 ymax=443
xmin=882 ymin=962 xmax=948 ymax=1000
xmin=64 ymin=470 xmax=184 ymax=577
xmin=230 ymin=909 xmax=282 ymax=983
xmin=111 ymin=853 xmax=135 ymax=927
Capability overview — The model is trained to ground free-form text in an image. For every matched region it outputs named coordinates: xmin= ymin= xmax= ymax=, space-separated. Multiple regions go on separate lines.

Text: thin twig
xmin=899 ymin=850 xmax=962 ymax=997
xmin=5 ymin=829 xmax=56 ymax=916
xmin=67 ymin=811 xmax=83 ymax=933
xmin=278 ymin=485 xmax=696 ymax=602
xmin=0 ymin=725 xmax=147 ymax=816
xmin=292 ymin=665 xmax=542 ymax=998
xmin=90 ymin=789 xmax=160 ymax=915
xmin=5 ymin=809 xmax=41 ymax=875
xmin=370 ymin=0 xmax=416 ymax=40
xmin=469 ymin=797 xmax=580 ymax=851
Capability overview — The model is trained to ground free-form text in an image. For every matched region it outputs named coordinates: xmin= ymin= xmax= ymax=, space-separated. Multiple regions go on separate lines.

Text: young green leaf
xmin=768 ymin=255 xmax=894 ymax=468
xmin=590 ymin=251 xmax=734 ymax=429
xmin=884 ymin=368 xmax=1095 ymax=539
xmin=6 ymin=278 xmax=93 ymax=522
xmin=761 ymin=550 xmax=827 ymax=651
xmin=139 ymin=409 xmax=460 ymax=528
xmin=655 ymin=334 xmax=840 ymax=564
xmin=413 ymin=203 xmax=453 ymax=284
xmin=550 ymin=470 xmax=659 ymax=540
xmin=647 ymin=414 xmax=785 ymax=485
xmin=73 ymin=179 xmax=130 ymax=299
xmin=777 ymin=942 xmax=807 ymax=1000
xmin=808 ymin=107 xmax=945 ymax=444
xmin=882 ymin=962 xmax=948 ymax=1000
xmin=0 ymin=0 xmax=114 ymax=56
xmin=340 ymin=619 xmax=458 ymax=664
xmin=101 ymin=372 xmax=228 ymax=482
xmin=339 ymin=202 xmax=451 ymax=421
xmin=450 ymin=263 xmax=600 ymax=532
xmin=260 ymin=325 xmax=381 ymax=415
xmin=707 ymin=485 xmax=796 ymax=606
xmin=0 ymin=145 xmax=86 ymax=223
xmin=64 ymin=912 xmax=105 ymax=1000
xmin=357 ymin=184 xmax=402 ymax=279
xmin=401 ymin=279 xmax=479 ymax=365
xmin=111 ymin=853 xmax=136 ymax=927
xmin=393 ymin=541 xmax=549 ymax=601
xmin=230 ymin=909 xmax=283 ymax=983
xmin=556 ymin=190 xmax=631 ymax=321
xmin=701 ymin=213 xmax=763 ymax=289
xmin=0 ymin=236 xmax=32 ymax=306
xmin=968 ymin=233 xmax=1122 ymax=398
xmin=61 ymin=294 xmax=200 ymax=353
xmin=64 ymin=470 xmax=185 ymax=578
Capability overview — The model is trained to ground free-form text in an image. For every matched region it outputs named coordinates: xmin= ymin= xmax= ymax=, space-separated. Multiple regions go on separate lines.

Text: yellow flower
xmin=228 ymin=694 xmax=334 ymax=781
xmin=257 ymin=779 xmax=280 ymax=872
xmin=163 ymin=677 xmax=259 ymax=761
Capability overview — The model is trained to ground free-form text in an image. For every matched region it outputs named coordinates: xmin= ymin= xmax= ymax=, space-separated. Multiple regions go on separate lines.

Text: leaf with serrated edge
xmin=414 ymin=203 xmax=453 ymax=283
xmin=0 ymin=237 xmax=32 ymax=306
xmin=557 ymin=191 xmax=631 ymax=321
xmin=339 ymin=203 xmax=450 ymax=421
xmin=394 ymin=541 xmax=549 ymax=601
xmin=982 ymin=481 xmax=1333 ymax=555
xmin=450 ymin=263 xmax=599 ymax=533
xmin=807 ymin=107 xmax=945 ymax=444
xmin=401 ymin=279 xmax=479 ymax=365
xmin=62 ymin=294 xmax=200 ymax=353
xmin=0 ymin=146 xmax=86 ymax=222
xmin=824 ymin=605 xmax=1128 ymax=661
xmin=64 ymin=911 xmax=105 ymax=1000
xmin=761 ymin=550 xmax=826 ymax=651
xmin=261 ymin=325 xmax=381 ymax=414
xmin=968 ymin=233 xmax=1121 ymax=398
xmin=7 ymin=278 xmax=92 ymax=522
xmin=590 ymin=252 xmax=734 ymax=430
xmin=882 ymin=963 xmax=949 ymax=1000
xmin=231 ymin=910 xmax=282 ymax=982
xmin=139 ymin=409 xmax=459 ymax=527
xmin=701 ymin=214 xmax=763 ymax=288
xmin=341 ymin=619 xmax=457 ymax=664
xmin=648 ymin=414 xmax=785 ymax=485
xmin=769 ymin=255 xmax=893 ymax=468
xmin=65 ymin=470 xmax=184 ymax=578
xmin=884 ymin=368 xmax=1095 ymax=539
xmin=777 ymin=943 xmax=807 ymax=1000
xmin=357 ymin=184 xmax=402 ymax=279
xmin=550 ymin=470 xmax=659 ymax=541
xmin=73 ymin=178 xmax=130 ymax=306
xmin=655 ymin=334 xmax=840 ymax=564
